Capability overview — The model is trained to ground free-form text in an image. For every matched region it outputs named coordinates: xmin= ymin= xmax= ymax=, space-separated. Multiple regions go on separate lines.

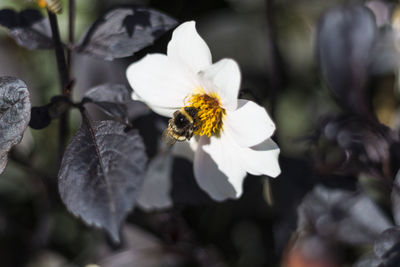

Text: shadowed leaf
xmin=29 ymin=105 xmax=51 ymax=130
xmin=58 ymin=119 xmax=147 ymax=242
xmin=0 ymin=77 xmax=31 ymax=174
xmin=171 ymin=157 xmax=213 ymax=205
xmin=137 ymin=152 xmax=173 ymax=210
xmin=0 ymin=9 xmax=53 ymax=50
xmin=83 ymin=84 xmax=133 ymax=123
xmin=76 ymin=5 xmax=177 ymax=60
xmin=29 ymin=95 xmax=72 ymax=130
xmin=317 ymin=5 xmax=377 ymax=115
xmin=312 ymin=115 xmax=395 ymax=174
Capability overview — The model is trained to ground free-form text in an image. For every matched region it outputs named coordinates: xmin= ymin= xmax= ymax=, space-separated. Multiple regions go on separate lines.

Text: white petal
xmin=151 ymin=106 xmax=176 ymax=117
xmin=126 ymin=53 xmax=199 ymax=112
xmin=132 ymin=92 xmax=175 ymax=117
xmin=200 ymin=59 xmax=241 ymax=111
xmin=131 ymin=91 xmax=141 ymax=101
xmin=194 ymin=136 xmax=246 ymax=200
xmin=167 ymin=21 xmax=212 ymax=73
xmin=225 ymin=100 xmax=276 ymax=147
xmin=240 ymin=139 xmax=281 ymax=177
xmin=137 ymin=153 xmax=173 ymax=210
xmin=189 ymin=136 xmax=200 ymax=152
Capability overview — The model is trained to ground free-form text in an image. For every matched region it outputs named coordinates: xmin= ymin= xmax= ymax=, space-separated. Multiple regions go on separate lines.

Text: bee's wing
xmin=162 ymin=129 xmax=177 ymax=147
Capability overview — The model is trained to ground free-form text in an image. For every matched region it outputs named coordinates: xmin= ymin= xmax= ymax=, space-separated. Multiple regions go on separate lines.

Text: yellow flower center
xmin=185 ymin=91 xmax=226 ymax=137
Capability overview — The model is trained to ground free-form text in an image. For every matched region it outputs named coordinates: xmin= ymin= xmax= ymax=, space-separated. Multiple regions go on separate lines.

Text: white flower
xmin=127 ymin=21 xmax=281 ymax=201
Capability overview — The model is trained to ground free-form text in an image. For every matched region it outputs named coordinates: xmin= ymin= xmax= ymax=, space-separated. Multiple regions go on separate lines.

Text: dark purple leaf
xmin=297 ymin=185 xmax=391 ymax=245
xmin=29 ymin=96 xmax=72 ymax=130
xmin=97 ymin=225 xmax=185 ymax=267
xmin=138 ymin=151 xmax=213 ymax=209
xmin=354 ymin=256 xmax=381 ymax=267
xmin=171 ymin=157 xmax=213 ymax=205
xmin=0 ymin=9 xmax=53 ymax=50
xmin=76 ymin=5 xmax=177 ymax=60
xmin=374 ymin=227 xmax=400 ymax=258
xmin=317 ymin=5 xmax=377 ymax=115
xmin=370 ymin=26 xmax=400 ymax=75
xmin=373 ymin=227 xmax=400 ymax=267
xmin=29 ymin=106 xmax=51 ymax=130
xmin=312 ymin=115 xmax=396 ymax=175
xmin=392 ymin=171 xmax=400 ymax=225
xmin=355 ymin=227 xmax=400 ymax=267
xmin=137 ymin=152 xmax=174 ymax=210
xmin=58 ymin=119 xmax=147 ymax=242
xmin=125 ymin=100 xmax=151 ymax=121
xmin=0 ymin=9 xmax=42 ymax=28
xmin=0 ymin=77 xmax=31 ymax=174
xmin=83 ymin=83 xmax=133 ymax=122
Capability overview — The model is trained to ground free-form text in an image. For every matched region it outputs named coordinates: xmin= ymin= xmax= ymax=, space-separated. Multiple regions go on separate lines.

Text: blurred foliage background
xmin=1 ymin=0 xmax=400 ymax=266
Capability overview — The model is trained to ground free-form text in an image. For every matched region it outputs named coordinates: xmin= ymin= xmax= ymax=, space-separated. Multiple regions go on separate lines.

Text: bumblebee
xmin=36 ymin=0 xmax=62 ymax=14
xmin=162 ymin=107 xmax=199 ymax=146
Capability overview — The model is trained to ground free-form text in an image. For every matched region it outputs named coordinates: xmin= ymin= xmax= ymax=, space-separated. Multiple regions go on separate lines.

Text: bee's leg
xmin=186 ymin=124 xmax=196 ymax=140
xmin=167 ymin=118 xmax=173 ymax=127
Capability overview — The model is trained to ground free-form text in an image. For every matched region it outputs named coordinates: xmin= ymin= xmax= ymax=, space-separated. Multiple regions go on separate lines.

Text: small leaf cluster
xmin=0 ymin=3 xmax=177 ymax=243
xmin=283 ymin=4 xmax=400 ymax=267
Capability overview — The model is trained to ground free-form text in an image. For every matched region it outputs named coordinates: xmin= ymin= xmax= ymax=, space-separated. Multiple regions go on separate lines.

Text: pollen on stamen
xmin=37 ymin=0 xmax=47 ymax=8
xmin=185 ymin=92 xmax=226 ymax=137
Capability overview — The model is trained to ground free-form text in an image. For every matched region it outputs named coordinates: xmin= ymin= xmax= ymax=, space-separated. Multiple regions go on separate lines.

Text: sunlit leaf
xmin=0 ymin=9 xmax=53 ymax=50
xmin=317 ymin=5 xmax=377 ymax=115
xmin=76 ymin=5 xmax=177 ymax=60
xmin=0 ymin=77 xmax=31 ymax=174
xmin=58 ymin=119 xmax=147 ymax=242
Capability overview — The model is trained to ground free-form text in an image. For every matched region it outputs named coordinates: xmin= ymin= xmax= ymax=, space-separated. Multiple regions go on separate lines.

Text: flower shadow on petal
xmin=194 ymin=137 xmax=241 ymax=201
